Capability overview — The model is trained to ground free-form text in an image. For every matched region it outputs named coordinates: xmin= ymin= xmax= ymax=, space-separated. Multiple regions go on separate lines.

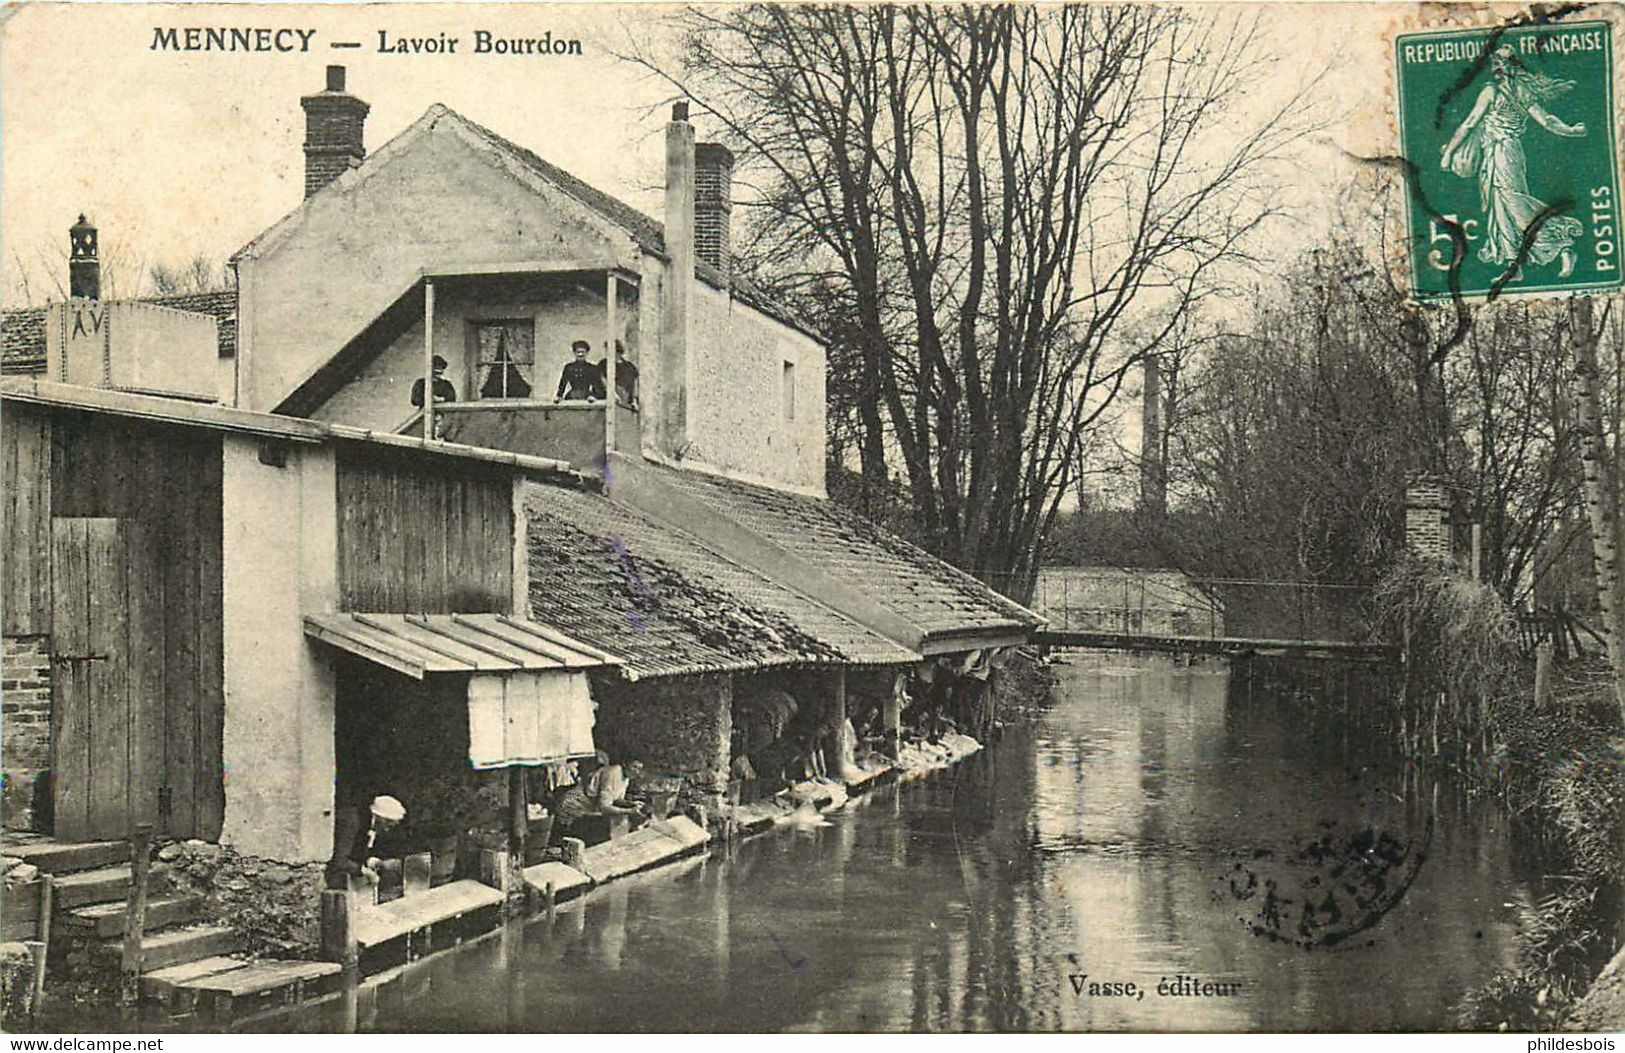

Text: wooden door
xmin=50 ymin=518 xmax=168 ymax=840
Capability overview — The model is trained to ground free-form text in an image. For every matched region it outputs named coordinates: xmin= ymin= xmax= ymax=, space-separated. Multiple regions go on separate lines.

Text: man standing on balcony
xmin=410 ymin=355 xmax=458 ymax=409
xmin=598 ymin=340 xmax=639 ymax=409
xmin=555 ymin=339 xmax=606 ymax=401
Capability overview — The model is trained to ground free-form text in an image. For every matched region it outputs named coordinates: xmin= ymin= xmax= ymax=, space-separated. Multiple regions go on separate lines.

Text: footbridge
xmin=1026 ymin=567 xmax=1396 ymax=663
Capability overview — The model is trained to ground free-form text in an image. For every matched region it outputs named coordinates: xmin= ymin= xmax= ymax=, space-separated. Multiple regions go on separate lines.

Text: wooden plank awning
xmin=303 ymin=612 xmax=619 ymax=680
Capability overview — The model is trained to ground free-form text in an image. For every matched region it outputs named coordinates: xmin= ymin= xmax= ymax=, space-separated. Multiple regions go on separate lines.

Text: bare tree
xmin=148 ymin=253 xmax=229 ymax=297
xmin=1571 ymin=297 xmax=1625 ymax=720
xmin=625 ymin=5 xmax=1315 ymax=597
xmin=4 ymin=232 xmax=151 ymax=307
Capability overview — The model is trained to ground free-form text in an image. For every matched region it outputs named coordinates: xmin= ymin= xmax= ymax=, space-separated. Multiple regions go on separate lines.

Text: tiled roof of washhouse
xmin=2 ymin=290 xmax=238 ymax=375
xmin=653 ymin=466 xmax=1041 ymax=643
xmin=2 ymin=307 xmax=46 ymax=374
xmin=524 ymin=482 xmax=919 ymax=682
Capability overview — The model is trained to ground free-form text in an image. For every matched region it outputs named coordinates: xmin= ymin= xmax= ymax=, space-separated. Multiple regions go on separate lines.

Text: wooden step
xmin=575 ymin=816 xmax=709 ymax=885
xmin=142 ymin=955 xmax=246 ymax=1012
xmin=351 ymin=879 xmax=504 ymax=950
xmin=3 ymin=839 xmax=129 ymax=874
xmin=108 ymin=924 xmax=240 ymax=971
xmin=62 ymin=894 xmax=202 ymax=938
xmin=520 ymin=861 xmax=592 ymax=903
xmin=52 ymin=864 xmax=170 ymax=909
xmin=178 ymin=960 xmax=344 ymax=1022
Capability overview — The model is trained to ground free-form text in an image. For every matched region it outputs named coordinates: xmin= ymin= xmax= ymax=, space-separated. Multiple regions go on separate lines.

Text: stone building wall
xmin=592 ymin=674 xmax=732 ymax=813
xmin=2 ymin=635 xmax=51 ymax=831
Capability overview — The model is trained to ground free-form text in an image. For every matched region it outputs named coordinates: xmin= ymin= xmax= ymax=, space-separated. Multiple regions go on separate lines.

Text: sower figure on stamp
xmin=1440 ymin=45 xmax=1587 ymax=279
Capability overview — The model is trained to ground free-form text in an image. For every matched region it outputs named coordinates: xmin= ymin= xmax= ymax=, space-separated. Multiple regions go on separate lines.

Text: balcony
xmin=433 ymin=399 xmax=641 ymax=476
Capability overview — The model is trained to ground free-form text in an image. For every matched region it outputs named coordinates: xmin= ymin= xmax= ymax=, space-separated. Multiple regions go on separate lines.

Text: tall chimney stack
xmin=301 ymin=65 xmax=369 ymax=198
xmin=68 ymin=214 xmax=99 ymax=300
xmin=1139 ymin=353 xmax=1166 ymax=517
xmin=660 ymin=102 xmax=696 ymax=458
xmin=694 ymin=142 xmax=735 ymax=277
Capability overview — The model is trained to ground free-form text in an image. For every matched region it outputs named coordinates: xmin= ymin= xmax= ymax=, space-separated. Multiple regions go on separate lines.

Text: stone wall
xmin=686 ymin=283 xmax=826 ymax=495
xmin=592 ymin=674 xmax=731 ymax=812
xmin=1 ymin=635 xmax=51 ymax=831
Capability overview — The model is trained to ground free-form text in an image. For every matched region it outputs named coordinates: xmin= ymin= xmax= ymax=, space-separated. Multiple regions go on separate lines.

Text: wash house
xmin=1 ymin=64 xmax=1040 ymax=862
xmin=0 ymin=368 xmax=612 ymax=867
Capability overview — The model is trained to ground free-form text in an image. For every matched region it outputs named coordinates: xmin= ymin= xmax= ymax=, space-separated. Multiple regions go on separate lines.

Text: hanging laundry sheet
xmin=467 ymin=670 xmax=597 ymax=770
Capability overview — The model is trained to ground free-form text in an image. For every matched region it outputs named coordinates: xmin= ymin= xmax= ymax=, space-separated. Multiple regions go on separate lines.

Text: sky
xmin=0 ymin=1 xmax=1418 ymax=307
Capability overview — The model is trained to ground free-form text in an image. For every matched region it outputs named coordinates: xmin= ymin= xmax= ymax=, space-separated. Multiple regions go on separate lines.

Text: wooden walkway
xmin=1033 ymin=629 xmax=1397 ymax=662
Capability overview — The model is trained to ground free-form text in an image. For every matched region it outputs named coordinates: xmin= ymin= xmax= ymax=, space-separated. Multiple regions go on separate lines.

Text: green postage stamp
xmin=1396 ymin=20 xmax=1622 ymax=301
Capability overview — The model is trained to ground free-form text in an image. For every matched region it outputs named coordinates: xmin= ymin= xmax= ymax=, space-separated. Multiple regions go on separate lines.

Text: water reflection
xmin=262 ymin=655 xmax=1527 ymax=1032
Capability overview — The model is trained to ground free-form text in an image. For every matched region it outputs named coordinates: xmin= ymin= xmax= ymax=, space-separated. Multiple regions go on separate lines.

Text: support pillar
xmin=883 ymin=672 xmax=904 ymax=762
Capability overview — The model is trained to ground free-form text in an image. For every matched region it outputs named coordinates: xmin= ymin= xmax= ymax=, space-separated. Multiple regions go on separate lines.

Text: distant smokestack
xmin=301 ymin=65 xmax=369 ymax=198
xmin=694 ymin=142 xmax=735 ymax=276
xmin=68 ymin=214 xmax=99 ymax=300
xmin=661 ymin=102 xmax=696 ymax=458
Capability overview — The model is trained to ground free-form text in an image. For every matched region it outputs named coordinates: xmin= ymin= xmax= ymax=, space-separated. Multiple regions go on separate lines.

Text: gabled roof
xmin=1 ymin=290 xmax=238 ymax=376
xmin=234 ymin=104 xmax=813 ymax=339
xmin=524 ymin=482 xmax=918 ymax=681
xmin=651 ymin=464 xmax=1041 ymax=644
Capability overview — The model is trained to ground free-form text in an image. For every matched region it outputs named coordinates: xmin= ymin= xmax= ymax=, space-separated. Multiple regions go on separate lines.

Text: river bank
xmin=312 ymin=652 xmax=1521 ymax=1032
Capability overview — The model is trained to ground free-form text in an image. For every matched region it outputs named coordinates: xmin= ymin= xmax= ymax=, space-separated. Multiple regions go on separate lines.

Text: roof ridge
xmin=445 ymin=107 xmax=666 ymax=256
xmin=2 ymin=288 xmax=236 ymax=318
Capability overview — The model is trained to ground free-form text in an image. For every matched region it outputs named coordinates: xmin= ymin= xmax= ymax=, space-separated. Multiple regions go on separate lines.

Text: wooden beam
xmin=917 ymin=630 xmax=1031 ymax=656
xmin=422 ymin=280 xmax=436 ymax=441
xmin=119 ymin=823 xmax=154 ymax=1005
xmin=604 ymin=273 xmax=617 ymax=458
xmin=302 ymin=617 xmax=428 ymax=680
xmin=419 ymin=259 xmax=638 ymax=281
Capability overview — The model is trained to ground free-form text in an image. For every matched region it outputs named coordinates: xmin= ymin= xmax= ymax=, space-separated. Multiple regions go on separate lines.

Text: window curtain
xmin=475 ymin=323 xmax=535 ymax=399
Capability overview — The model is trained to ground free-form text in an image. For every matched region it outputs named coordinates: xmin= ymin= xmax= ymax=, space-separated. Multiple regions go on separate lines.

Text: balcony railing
xmin=432 ymin=399 xmax=640 ymax=476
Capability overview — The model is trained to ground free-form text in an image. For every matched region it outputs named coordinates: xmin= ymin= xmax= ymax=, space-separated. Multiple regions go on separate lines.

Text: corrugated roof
xmin=2 ymin=290 xmax=237 ymax=375
xmin=304 ymin=612 xmax=617 ymax=680
xmin=524 ymin=482 xmax=918 ymax=681
xmin=653 ymin=466 xmax=1041 ymax=642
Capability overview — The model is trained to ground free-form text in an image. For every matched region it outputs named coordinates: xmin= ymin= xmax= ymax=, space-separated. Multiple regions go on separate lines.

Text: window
xmin=472 ymin=320 xmax=535 ymax=400
xmin=782 ymin=360 xmax=796 ymax=422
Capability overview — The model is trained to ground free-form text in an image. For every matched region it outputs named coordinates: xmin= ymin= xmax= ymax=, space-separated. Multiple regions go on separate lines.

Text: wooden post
xmin=422 ymin=279 xmax=436 ymax=440
xmin=403 ymin=852 xmax=432 ymax=897
xmin=29 ymin=875 xmax=53 ymax=1016
xmin=561 ymin=837 xmax=585 ymax=870
xmin=118 ymin=823 xmax=153 ymax=1005
xmin=543 ymin=881 xmax=556 ymax=921
xmin=509 ymin=767 xmax=528 ymax=863
xmin=320 ymin=889 xmax=357 ymax=969
xmin=479 ymin=848 xmax=513 ymax=894
xmin=1535 ymin=641 xmax=1554 ymax=708
xmin=604 ymin=272 xmax=618 ymax=457
xmin=1471 ymin=522 xmax=1484 ymax=582
xmin=883 ymin=673 xmax=904 ymax=762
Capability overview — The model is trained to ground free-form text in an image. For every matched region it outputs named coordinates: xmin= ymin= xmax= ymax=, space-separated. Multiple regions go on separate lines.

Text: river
xmin=252 ymin=654 xmax=1534 ymax=1031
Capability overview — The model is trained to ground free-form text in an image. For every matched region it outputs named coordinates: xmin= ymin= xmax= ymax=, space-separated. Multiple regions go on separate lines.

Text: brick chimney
xmin=300 ymin=65 xmax=369 ymax=198
xmin=660 ymin=102 xmax=696 ymax=458
xmin=1405 ymin=473 xmax=1453 ymax=562
xmin=68 ymin=214 xmax=99 ymax=300
xmin=694 ymin=142 xmax=735 ymax=276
